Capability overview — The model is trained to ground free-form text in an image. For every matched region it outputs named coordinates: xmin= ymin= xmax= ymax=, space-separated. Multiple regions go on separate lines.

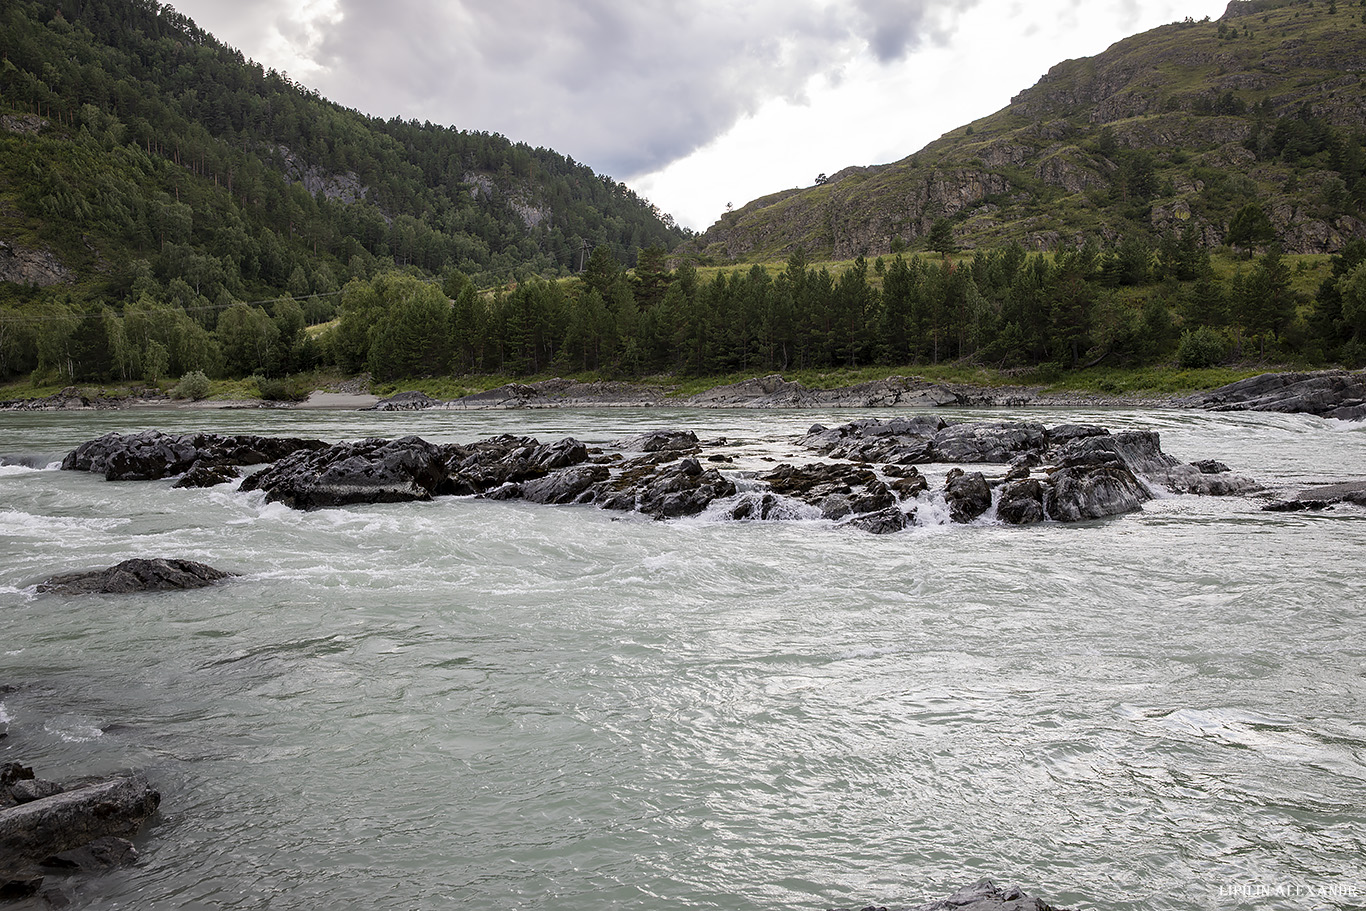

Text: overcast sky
xmin=170 ymin=0 xmax=1231 ymax=232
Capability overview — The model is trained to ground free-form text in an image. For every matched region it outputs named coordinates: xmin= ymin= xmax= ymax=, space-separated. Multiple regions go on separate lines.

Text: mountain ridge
xmin=688 ymin=0 xmax=1366 ymax=263
xmin=0 ymin=0 xmax=688 ymax=305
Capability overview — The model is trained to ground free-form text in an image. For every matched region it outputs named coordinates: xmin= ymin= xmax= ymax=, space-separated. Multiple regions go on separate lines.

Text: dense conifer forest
xmin=2 ymin=0 xmax=1365 ymax=391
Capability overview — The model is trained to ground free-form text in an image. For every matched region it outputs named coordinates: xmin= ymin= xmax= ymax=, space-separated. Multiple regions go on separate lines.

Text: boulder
xmin=365 ymin=391 xmax=441 ymax=411
xmin=943 ymin=471 xmax=994 ymax=523
xmin=517 ymin=465 xmax=611 ymax=505
xmin=0 ymin=773 xmax=159 ymax=880
xmin=171 ymin=461 xmax=240 ymax=489
xmin=611 ymin=430 xmax=700 ymax=453
xmin=444 ymin=435 xmax=590 ymax=495
xmin=799 ymin=417 xmax=944 ymax=464
xmin=37 ymin=559 xmax=235 ymax=595
xmin=841 ymin=506 xmax=910 ymax=534
xmin=997 ymin=479 xmax=1047 ymax=525
xmin=1262 ymin=480 xmax=1366 ymax=511
xmin=933 ymin=422 xmax=1047 ymax=463
xmin=633 ymin=459 xmax=736 ymax=518
xmin=240 ymin=435 xmax=450 ymax=509
xmin=1045 ymin=463 xmax=1150 ymax=522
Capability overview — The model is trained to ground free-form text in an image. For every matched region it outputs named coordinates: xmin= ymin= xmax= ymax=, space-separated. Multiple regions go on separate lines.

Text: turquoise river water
xmin=1 ymin=405 xmax=1364 ymax=910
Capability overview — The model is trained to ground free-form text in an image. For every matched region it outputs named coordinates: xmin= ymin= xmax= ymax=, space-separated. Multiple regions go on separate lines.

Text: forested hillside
xmin=3 ymin=0 xmax=1365 ymax=390
xmin=0 ymin=0 xmax=687 ymax=382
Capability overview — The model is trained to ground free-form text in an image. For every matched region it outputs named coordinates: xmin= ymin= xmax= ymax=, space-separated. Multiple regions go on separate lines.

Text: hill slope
xmin=0 ymin=0 xmax=688 ymax=305
xmin=690 ymin=0 xmax=1366 ymax=263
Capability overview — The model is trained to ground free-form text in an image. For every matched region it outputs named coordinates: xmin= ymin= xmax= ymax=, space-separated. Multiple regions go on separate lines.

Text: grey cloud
xmin=188 ymin=0 xmax=981 ymax=179
xmin=853 ymin=0 xmax=979 ymax=62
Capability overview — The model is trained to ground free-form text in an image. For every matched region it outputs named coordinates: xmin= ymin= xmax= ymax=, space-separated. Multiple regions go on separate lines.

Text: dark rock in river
xmin=58 ymin=419 xmax=1260 ymax=531
xmin=943 ymin=470 xmax=993 ymax=523
xmin=997 ymin=478 xmax=1047 ymax=525
xmin=517 ymin=464 xmax=612 ymax=505
xmin=62 ymin=430 xmax=325 ymax=481
xmin=831 ymin=877 xmax=1075 ymax=911
xmin=37 ymin=558 xmax=235 ymax=595
xmin=1261 ymin=479 xmax=1366 ymax=511
xmin=935 ymin=421 xmax=1047 ymax=464
xmin=632 ymin=458 xmax=737 ymax=518
xmin=800 ymin=417 xmax=945 ymax=463
xmin=171 ymin=460 xmax=240 ymax=488
xmin=612 ymin=429 xmax=701 ymax=453
xmin=841 ymin=506 xmax=910 ymax=534
xmin=762 ymin=462 xmax=893 ymax=519
xmin=1045 ymin=461 xmax=1151 ymax=522
xmin=240 ymin=435 xmax=450 ymax=508
xmin=444 ymin=435 xmax=591 ymax=495
xmin=0 ymin=771 xmax=159 ymax=881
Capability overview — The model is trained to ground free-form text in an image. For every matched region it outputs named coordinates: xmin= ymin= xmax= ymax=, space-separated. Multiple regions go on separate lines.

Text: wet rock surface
xmin=37 ymin=559 xmax=236 ymax=595
xmin=1261 ymin=479 xmax=1366 ymax=512
xmin=830 ymin=877 xmax=1075 ymax=911
xmin=239 ymin=435 xmax=452 ymax=509
xmin=61 ymin=418 xmax=1267 ymax=530
xmin=62 ymin=430 xmax=325 ymax=481
xmin=0 ymin=764 xmax=159 ymax=891
xmin=365 ymin=391 xmax=442 ymax=411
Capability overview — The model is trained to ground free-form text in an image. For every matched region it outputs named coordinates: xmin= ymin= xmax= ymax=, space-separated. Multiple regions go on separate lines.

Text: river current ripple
xmin=1 ymin=406 xmax=1364 ymax=910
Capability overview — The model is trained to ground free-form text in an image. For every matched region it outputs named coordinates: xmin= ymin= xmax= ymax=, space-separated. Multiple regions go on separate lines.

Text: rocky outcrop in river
xmin=62 ymin=420 xmax=1260 ymax=532
xmin=37 ymin=558 xmax=236 ymax=595
xmin=62 ymin=430 xmax=328 ymax=481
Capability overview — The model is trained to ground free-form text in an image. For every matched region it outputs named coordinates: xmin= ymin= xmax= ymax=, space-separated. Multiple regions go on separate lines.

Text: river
xmin=1 ymin=405 xmax=1364 ymax=910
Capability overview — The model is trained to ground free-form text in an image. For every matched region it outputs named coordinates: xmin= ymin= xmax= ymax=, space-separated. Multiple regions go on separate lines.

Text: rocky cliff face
xmin=0 ymin=241 xmax=73 ymax=287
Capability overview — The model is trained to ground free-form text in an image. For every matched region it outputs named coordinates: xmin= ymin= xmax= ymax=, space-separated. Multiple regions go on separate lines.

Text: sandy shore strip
xmin=295 ymin=391 xmax=381 ymax=409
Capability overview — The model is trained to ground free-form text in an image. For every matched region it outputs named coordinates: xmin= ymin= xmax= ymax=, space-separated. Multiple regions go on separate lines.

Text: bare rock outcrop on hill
xmin=0 ymin=239 xmax=72 ymax=287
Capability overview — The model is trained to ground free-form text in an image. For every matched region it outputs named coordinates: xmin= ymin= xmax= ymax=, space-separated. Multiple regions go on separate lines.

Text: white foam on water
xmin=911 ymin=492 xmax=954 ymax=527
xmin=45 ymin=716 xmax=104 ymax=743
xmin=0 ymin=509 xmax=131 ymax=536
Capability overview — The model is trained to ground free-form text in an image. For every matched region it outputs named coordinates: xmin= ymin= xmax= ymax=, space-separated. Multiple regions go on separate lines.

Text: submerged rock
xmin=1261 ymin=479 xmax=1366 ymax=512
xmin=37 ymin=558 xmax=235 ymax=595
xmin=831 ymin=877 xmax=1075 ymax=911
